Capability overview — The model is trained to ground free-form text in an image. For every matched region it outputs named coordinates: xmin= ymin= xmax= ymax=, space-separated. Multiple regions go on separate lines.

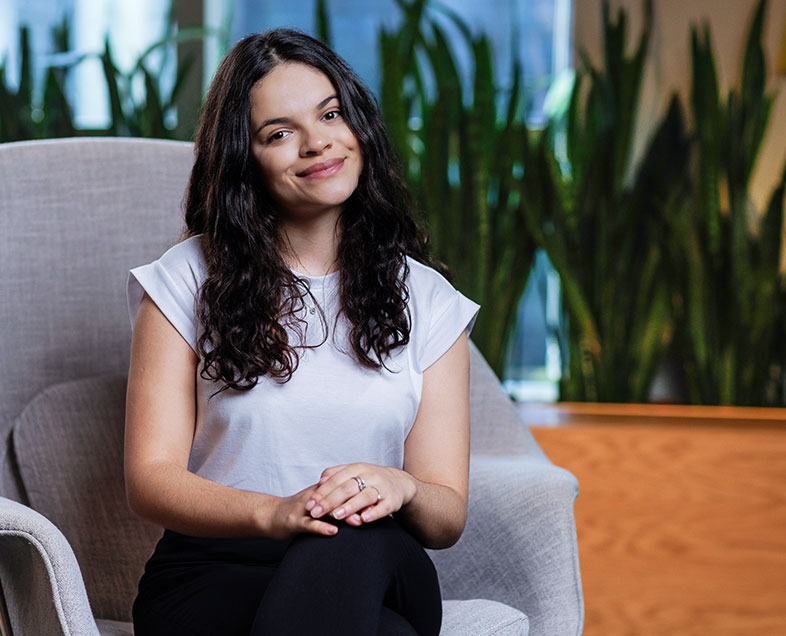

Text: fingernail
xmin=305 ymin=499 xmax=315 ymax=511
xmin=361 ymin=512 xmax=371 ymax=522
xmin=311 ymin=505 xmax=323 ymax=517
xmin=332 ymin=507 xmax=345 ymax=519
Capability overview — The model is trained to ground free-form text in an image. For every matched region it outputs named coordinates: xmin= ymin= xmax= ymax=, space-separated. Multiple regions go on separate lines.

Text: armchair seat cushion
xmin=96 ymin=619 xmax=134 ymax=636
xmin=441 ymin=599 xmax=529 ymax=635
xmin=94 ymin=600 xmax=528 ymax=636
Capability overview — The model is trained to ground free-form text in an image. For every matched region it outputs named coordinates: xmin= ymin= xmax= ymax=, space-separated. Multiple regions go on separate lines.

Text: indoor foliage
xmin=521 ymin=0 xmax=785 ymax=405
xmin=672 ymin=0 xmax=786 ymax=405
xmin=376 ymin=0 xmax=537 ymax=376
xmin=0 ymin=11 xmax=204 ymax=141
xmin=522 ymin=0 xmax=692 ymax=402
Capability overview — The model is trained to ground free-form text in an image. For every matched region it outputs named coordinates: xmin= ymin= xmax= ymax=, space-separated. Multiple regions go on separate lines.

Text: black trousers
xmin=132 ymin=515 xmax=442 ymax=636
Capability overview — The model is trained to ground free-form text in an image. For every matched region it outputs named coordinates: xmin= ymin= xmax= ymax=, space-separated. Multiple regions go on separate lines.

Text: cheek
xmin=254 ymin=151 xmax=288 ymax=188
xmin=337 ymin=124 xmax=360 ymax=151
xmin=344 ymin=132 xmax=363 ymax=171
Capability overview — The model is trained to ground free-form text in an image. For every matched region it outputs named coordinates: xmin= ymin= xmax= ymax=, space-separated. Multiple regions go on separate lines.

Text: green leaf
xmin=140 ymin=64 xmax=168 ymax=138
xmin=690 ymin=25 xmax=724 ymax=256
xmin=166 ymin=50 xmax=198 ymax=109
xmin=101 ymin=37 xmax=126 ymax=135
xmin=18 ymin=26 xmax=33 ymax=109
xmin=40 ymin=66 xmax=76 ymax=138
xmin=760 ymin=162 xmax=786 ymax=271
xmin=740 ymin=0 xmax=767 ymax=112
xmin=316 ymin=0 xmax=332 ymax=47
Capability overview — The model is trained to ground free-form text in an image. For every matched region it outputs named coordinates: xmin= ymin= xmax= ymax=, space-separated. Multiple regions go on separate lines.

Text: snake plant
xmin=671 ymin=0 xmax=786 ymax=405
xmin=521 ymin=0 xmax=693 ymax=402
xmin=0 ymin=12 xmax=206 ymax=142
xmin=1 ymin=26 xmax=47 ymax=141
xmin=0 ymin=17 xmax=81 ymax=141
xmin=100 ymin=22 xmax=204 ymax=139
xmin=379 ymin=0 xmax=536 ymax=376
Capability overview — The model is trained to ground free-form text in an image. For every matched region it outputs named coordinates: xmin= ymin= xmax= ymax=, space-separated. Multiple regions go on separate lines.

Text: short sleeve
xmin=126 ymin=236 xmax=206 ymax=353
xmin=405 ymin=257 xmax=481 ymax=371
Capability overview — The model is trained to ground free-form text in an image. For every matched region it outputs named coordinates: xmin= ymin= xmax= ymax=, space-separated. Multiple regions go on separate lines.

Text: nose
xmin=300 ymin=125 xmax=331 ymax=156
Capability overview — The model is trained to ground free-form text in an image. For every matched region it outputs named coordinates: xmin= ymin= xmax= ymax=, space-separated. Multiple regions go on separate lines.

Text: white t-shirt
xmin=127 ymin=235 xmax=480 ymax=497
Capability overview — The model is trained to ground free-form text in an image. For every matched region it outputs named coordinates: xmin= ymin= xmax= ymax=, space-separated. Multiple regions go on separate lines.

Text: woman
xmin=125 ymin=28 xmax=479 ymax=636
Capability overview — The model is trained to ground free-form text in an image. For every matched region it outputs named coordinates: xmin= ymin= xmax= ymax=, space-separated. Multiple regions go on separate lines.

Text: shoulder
xmin=403 ymin=255 xmax=480 ymax=370
xmin=151 ymin=234 xmax=207 ymax=285
xmin=126 ymin=235 xmax=208 ymax=353
xmin=129 ymin=234 xmax=208 ymax=298
xmin=403 ymin=255 xmax=466 ymax=320
xmin=403 ymin=255 xmax=455 ymax=298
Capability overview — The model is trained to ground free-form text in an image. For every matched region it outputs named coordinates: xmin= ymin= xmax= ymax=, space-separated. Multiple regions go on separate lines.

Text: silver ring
xmin=352 ymin=476 xmax=366 ymax=492
xmin=369 ymin=485 xmax=382 ymax=502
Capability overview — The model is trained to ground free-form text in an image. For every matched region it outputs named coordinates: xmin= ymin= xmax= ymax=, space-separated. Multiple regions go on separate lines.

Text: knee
xmin=290 ymin=516 xmax=404 ymax=562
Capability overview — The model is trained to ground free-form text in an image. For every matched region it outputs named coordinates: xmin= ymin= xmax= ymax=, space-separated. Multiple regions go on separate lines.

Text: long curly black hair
xmin=184 ymin=28 xmax=440 ymax=393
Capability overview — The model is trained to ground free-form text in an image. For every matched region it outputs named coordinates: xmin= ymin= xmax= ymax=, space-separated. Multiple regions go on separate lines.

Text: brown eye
xmin=267 ymin=130 xmax=288 ymax=143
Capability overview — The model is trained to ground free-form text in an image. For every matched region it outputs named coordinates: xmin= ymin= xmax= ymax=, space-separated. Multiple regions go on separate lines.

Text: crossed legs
xmin=132 ymin=516 xmax=442 ymax=636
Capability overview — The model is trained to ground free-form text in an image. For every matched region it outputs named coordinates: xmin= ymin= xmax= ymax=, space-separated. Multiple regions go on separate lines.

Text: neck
xmin=279 ymin=208 xmax=342 ymax=277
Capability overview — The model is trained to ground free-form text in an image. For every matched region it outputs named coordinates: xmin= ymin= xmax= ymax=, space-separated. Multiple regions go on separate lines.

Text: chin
xmin=319 ymin=182 xmax=360 ymax=207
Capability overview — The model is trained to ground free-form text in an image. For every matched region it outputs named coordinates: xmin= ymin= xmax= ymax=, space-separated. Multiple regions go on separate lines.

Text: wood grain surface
xmin=524 ymin=404 xmax=786 ymax=636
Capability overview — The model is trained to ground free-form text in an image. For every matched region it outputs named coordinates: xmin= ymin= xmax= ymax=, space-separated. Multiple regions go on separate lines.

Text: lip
xmin=296 ymin=157 xmax=345 ymax=178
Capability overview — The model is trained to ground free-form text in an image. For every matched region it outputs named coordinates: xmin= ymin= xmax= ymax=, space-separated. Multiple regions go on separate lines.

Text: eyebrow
xmin=254 ymin=94 xmax=338 ymax=136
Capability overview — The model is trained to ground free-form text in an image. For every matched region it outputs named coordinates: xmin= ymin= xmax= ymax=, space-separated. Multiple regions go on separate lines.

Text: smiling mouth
xmin=296 ymin=157 xmax=345 ymax=178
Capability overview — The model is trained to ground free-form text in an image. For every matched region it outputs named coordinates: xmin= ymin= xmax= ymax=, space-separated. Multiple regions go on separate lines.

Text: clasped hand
xmin=269 ymin=463 xmax=417 ymax=540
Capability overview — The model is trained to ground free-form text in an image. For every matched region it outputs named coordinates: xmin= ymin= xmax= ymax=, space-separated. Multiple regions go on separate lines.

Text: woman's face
xmin=249 ymin=62 xmax=363 ymax=221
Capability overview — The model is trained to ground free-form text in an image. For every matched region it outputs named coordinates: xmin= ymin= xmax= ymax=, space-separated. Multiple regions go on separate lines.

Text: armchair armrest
xmin=0 ymin=496 xmax=99 ymax=636
xmin=428 ymin=455 xmax=584 ymax=636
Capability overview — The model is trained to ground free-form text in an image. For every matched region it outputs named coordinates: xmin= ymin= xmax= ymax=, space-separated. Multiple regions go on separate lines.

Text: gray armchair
xmin=0 ymin=138 xmax=583 ymax=636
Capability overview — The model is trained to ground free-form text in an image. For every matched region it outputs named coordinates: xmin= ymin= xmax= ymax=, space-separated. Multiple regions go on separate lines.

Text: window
xmin=209 ymin=0 xmax=571 ymax=126
xmin=0 ymin=0 xmax=170 ymax=129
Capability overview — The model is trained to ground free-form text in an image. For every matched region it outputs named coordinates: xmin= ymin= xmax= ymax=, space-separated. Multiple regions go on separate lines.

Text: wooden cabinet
xmin=524 ymin=403 xmax=786 ymax=636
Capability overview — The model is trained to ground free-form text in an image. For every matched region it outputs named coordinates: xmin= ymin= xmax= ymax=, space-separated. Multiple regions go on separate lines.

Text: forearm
xmin=394 ymin=473 xmax=467 ymax=550
xmin=126 ymin=460 xmax=278 ymax=538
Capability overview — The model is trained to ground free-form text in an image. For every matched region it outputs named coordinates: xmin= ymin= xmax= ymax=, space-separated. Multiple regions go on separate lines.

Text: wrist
xmin=400 ymin=470 xmax=419 ymax=507
xmin=251 ymin=493 xmax=279 ymax=536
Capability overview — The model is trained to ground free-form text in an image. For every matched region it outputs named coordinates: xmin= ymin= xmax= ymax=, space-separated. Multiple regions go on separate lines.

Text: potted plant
xmin=377 ymin=0 xmax=537 ymax=376
xmin=671 ymin=0 xmax=786 ymax=406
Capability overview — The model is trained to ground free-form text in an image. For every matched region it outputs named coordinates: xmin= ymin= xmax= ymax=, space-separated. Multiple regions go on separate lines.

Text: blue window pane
xmin=0 ymin=0 xmax=171 ymax=129
xmin=217 ymin=0 xmax=572 ymax=125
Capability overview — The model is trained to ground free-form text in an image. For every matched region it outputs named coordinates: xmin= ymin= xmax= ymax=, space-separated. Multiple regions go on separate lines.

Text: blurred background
xmin=2 ymin=0 xmax=785 ymax=407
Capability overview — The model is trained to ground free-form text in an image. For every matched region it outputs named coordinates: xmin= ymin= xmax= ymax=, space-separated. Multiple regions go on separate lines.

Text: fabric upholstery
xmin=0 ymin=496 xmax=100 ymax=636
xmin=429 ymin=455 xmax=583 ymax=636
xmin=12 ymin=375 xmax=162 ymax=622
xmin=0 ymin=137 xmax=192 ymax=500
xmin=96 ymin=619 xmax=135 ymax=636
xmin=441 ymin=600 xmax=529 ymax=635
xmin=467 ymin=343 xmax=548 ymax=458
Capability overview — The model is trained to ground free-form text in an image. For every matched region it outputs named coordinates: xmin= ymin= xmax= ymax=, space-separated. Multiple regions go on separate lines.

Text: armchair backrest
xmin=0 ymin=138 xmax=192 ymax=501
